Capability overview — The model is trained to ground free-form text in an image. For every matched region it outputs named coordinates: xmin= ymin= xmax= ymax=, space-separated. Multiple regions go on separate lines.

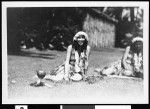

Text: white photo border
xmin=2 ymin=1 xmax=149 ymax=104
xmin=95 ymin=105 xmax=131 ymax=109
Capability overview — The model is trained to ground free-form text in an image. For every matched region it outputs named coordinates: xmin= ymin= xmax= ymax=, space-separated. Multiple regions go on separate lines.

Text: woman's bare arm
xmin=83 ymin=45 xmax=91 ymax=71
xmin=86 ymin=45 xmax=91 ymax=60
xmin=65 ymin=45 xmax=72 ymax=65
xmin=122 ymin=46 xmax=130 ymax=69
xmin=64 ymin=45 xmax=72 ymax=80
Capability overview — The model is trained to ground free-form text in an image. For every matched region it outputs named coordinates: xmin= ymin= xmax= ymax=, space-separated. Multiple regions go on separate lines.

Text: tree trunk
xmin=130 ymin=7 xmax=135 ymax=23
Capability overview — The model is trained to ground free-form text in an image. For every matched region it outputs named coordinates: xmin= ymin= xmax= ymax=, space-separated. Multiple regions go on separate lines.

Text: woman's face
xmin=135 ymin=41 xmax=143 ymax=51
xmin=77 ymin=35 xmax=85 ymax=46
xmin=132 ymin=41 xmax=143 ymax=53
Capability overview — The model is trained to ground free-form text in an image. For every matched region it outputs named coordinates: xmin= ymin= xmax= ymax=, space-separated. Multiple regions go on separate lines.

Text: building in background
xmin=83 ymin=8 xmax=118 ymax=49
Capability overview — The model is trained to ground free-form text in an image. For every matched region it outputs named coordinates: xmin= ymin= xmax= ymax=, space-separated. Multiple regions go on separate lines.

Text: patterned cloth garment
xmin=132 ymin=53 xmax=143 ymax=72
xmin=99 ymin=51 xmax=143 ymax=78
xmin=46 ymin=48 xmax=88 ymax=82
xmin=69 ymin=48 xmax=76 ymax=66
xmin=126 ymin=50 xmax=143 ymax=72
xmin=69 ymin=48 xmax=87 ymax=74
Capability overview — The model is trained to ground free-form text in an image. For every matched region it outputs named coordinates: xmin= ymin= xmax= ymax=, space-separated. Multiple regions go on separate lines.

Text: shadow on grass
xmin=8 ymin=50 xmax=57 ymax=60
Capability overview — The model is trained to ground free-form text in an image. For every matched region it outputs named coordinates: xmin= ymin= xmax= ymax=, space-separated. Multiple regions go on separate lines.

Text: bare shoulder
xmin=87 ymin=45 xmax=91 ymax=50
xmin=68 ymin=45 xmax=72 ymax=49
xmin=67 ymin=45 xmax=72 ymax=51
xmin=125 ymin=46 xmax=130 ymax=52
xmin=126 ymin=46 xmax=130 ymax=49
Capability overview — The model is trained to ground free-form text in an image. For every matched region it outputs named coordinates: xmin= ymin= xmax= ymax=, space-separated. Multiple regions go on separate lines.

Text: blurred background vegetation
xmin=7 ymin=7 xmax=143 ymax=53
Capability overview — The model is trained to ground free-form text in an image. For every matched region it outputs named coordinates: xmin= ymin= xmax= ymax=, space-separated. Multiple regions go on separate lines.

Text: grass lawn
xmin=6 ymin=48 xmax=144 ymax=104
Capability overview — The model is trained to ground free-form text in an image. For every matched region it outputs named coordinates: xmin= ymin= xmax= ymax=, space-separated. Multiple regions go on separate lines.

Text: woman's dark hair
xmin=72 ymin=39 xmax=88 ymax=52
xmin=130 ymin=40 xmax=143 ymax=54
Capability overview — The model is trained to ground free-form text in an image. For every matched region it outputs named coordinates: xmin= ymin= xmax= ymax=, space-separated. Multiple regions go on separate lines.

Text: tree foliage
xmin=7 ymin=7 xmax=143 ymax=52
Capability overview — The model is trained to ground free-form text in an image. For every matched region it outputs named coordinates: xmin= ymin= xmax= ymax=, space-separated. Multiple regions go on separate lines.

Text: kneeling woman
xmin=39 ymin=31 xmax=91 ymax=82
xmin=96 ymin=37 xmax=143 ymax=78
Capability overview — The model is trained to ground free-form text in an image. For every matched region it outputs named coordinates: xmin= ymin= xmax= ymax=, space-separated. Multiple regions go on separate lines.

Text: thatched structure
xmin=83 ymin=8 xmax=118 ymax=49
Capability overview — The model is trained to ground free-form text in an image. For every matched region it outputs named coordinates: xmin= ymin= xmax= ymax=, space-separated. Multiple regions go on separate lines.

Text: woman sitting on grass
xmin=63 ymin=31 xmax=91 ymax=81
xmin=33 ymin=31 xmax=91 ymax=85
xmin=95 ymin=37 xmax=143 ymax=78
